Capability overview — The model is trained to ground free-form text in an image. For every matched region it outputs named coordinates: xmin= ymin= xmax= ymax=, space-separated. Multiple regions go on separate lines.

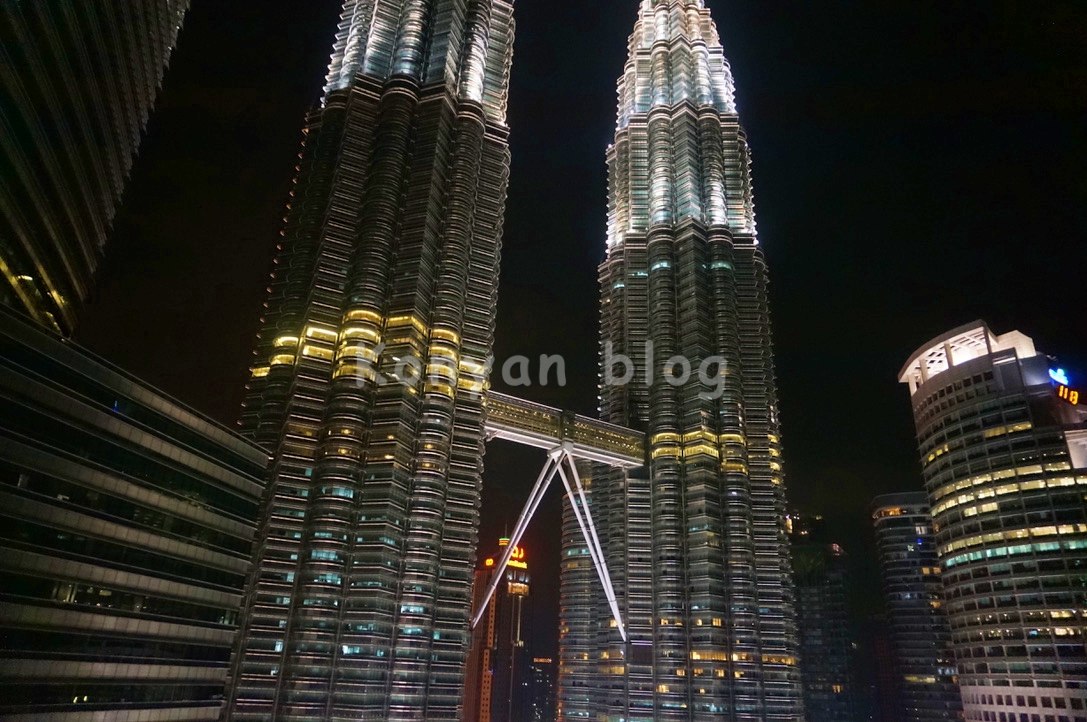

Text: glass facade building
xmin=463 ymin=538 xmax=531 ymax=722
xmin=872 ymin=492 xmax=963 ymax=722
xmin=899 ymin=323 xmax=1087 ymax=722
xmin=225 ymin=1 xmax=515 ymax=719
xmin=0 ymin=0 xmax=189 ymax=334
xmin=0 ymin=308 xmax=268 ymax=720
xmin=559 ymin=2 xmax=802 ymax=720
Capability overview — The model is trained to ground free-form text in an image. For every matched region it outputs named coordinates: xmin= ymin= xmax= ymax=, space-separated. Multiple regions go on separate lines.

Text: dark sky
xmin=78 ymin=1 xmax=1087 ymax=659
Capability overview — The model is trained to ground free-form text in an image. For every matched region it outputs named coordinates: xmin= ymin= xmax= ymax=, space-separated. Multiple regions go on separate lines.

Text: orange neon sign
xmin=1057 ymin=384 xmax=1080 ymax=405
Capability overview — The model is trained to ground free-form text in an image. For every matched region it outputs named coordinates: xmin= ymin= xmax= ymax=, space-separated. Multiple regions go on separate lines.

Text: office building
xmin=872 ymin=493 xmax=963 ymax=722
xmin=528 ymin=656 xmax=557 ymax=722
xmin=1 ymin=1 xmax=190 ymax=334
xmin=464 ymin=538 xmax=531 ymax=722
xmin=225 ymin=1 xmax=516 ymax=719
xmin=790 ymin=514 xmax=856 ymax=722
xmin=0 ymin=308 xmax=268 ymax=720
xmin=559 ymin=1 xmax=802 ymax=720
xmin=899 ymin=323 xmax=1087 ymax=720
xmin=865 ymin=613 xmax=905 ymax=722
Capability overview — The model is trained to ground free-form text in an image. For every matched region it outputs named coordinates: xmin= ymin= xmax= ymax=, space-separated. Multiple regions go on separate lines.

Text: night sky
xmin=78 ymin=1 xmax=1087 ymax=660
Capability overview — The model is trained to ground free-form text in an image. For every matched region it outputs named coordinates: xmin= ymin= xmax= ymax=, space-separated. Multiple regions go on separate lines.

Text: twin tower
xmin=226 ymin=2 xmax=801 ymax=720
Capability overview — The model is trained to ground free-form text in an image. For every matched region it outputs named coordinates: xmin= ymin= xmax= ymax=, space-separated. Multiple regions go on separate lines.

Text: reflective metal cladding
xmin=227 ymin=1 xmax=515 ymax=719
xmin=559 ymin=2 xmax=802 ymax=720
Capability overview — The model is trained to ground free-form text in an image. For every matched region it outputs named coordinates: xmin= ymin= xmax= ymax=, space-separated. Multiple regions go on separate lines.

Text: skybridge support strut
xmin=470 ymin=443 xmax=627 ymax=641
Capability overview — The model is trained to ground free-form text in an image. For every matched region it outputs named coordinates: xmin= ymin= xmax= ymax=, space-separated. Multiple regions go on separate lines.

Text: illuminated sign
xmin=1057 ymin=385 xmax=1080 ymax=405
xmin=484 ymin=539 xmax=527 ymax=570
xmin=1050 ymin=368 xmax=1071 ymax=386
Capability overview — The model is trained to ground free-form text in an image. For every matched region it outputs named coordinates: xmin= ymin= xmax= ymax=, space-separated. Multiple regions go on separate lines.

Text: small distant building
xmin=464 ymin=537 xmax=531 ymax=722
xmin=789 ymin=512 xmax=856 ymax=722
xmin=527 ymin=656 xmax=557 ymax=722
xmin=871 ymin=493 xmax=962 ymax=722
xmin=865 ymin=613 xmax=903 ymax=722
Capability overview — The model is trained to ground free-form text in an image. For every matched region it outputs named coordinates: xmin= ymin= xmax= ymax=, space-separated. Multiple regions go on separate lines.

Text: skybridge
xmin=473 ymin=392 xmax=647 ymax=641
xmin=484 ymin=391 xmax=644 ymax=467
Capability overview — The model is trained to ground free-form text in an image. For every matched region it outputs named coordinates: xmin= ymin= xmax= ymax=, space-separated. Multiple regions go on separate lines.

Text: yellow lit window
xmin=341 ymin=325 xmax=380 ymax=342
xmin=304 ymin=325 xmax=337 ymax=341
xmin=301 ymin=344 xmax=334 ymax=360
xmin=345 ymin=308 xmax=381 ymax=323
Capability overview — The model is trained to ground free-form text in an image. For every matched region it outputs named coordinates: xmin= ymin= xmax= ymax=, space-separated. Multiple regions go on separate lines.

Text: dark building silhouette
xmin=0 ymin=309 xmax=268 ymax=719
xmin=789 ymin=513 xmax=856 ymax=722
xmin=860 ymin=613 xmax=902 ymax=722
xmin=464 ymin=538 xmax=531 ymax=722
xmin=527 ymin=656 xmax=557 ymax=722
xmin=0 ymin=1 xmax=190 ymax=334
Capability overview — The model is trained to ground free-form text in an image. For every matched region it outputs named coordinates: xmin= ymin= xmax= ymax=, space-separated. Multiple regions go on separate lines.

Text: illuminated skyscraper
xmin=463 ymin=538 xmax=531 ymax=722
xmin=0 ymin=1 xmax=189 ymax=334
xmin=899 ymin=323 xmax=1087 ymax=721
xmin=871 ymin=493 xmax=962 ymax=722
xmin=225 ymin=1 xmax=515 ymax=719
xmin=559 ymin=2 xmax=802 ymax=719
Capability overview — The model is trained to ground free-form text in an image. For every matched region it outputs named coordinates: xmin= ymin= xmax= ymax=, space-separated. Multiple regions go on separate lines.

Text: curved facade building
xmin=871 ymin=493 xmax=963 ymax=722
xmin=559 ymin=2 xmax=801 ymax=720
xmin=899 ymin=323 xmax=1087 ymax=721
xmin=0 ymin=309 xmax=268 ymax=720
xmin=226 ymin=1 xmax=515 ymax=719
xmin=0 ymin=1 xmax=189 ymax=334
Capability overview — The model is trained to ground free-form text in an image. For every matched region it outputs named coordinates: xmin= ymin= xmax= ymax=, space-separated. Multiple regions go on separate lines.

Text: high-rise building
xmin=0 ymin=1 xmax=190 ymax=334
xmin=528 ymin=657 xmax=558 ymax=722
xmin=872 ymin=493 xmax=962 ymax=722
xmin=789 ymin=513 xmax=856 ymax=722
xmin=899 ymin=323 xmax=1087 ymax=721
xmin=559 ymin=2 xmax=802 ymax=720
xmin=225 ymin=2 xmax=515 ymax=719
xmin=864 ymin=613 xmax=904 ymax=722
xmin=0 ymin=308 xmax=269 ymax=720
xmin=463 ymin=538 xmax=531 ymax=722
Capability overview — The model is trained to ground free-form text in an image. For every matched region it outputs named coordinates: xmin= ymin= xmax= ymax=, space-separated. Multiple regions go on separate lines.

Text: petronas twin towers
xmin=567 ymin=3 xmax=800 ymax=720
xmin=227 ymin=1 xmax=801 ymax=720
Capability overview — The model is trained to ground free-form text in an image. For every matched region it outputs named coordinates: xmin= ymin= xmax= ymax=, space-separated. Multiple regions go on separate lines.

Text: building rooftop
xmin=898 ymin=320 xmax=1038 ymax=395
